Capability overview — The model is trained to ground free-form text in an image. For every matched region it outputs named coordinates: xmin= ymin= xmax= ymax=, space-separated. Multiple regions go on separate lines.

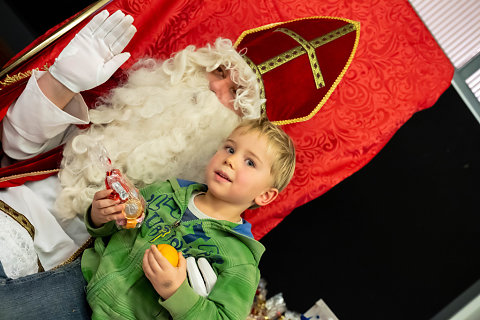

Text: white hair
xmin=54 ymin=38 xmax=262 ymax=220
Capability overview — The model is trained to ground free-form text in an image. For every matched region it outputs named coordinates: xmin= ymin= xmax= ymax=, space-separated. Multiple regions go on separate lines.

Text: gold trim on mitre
xmin=234 ymin=16 xmax=361 ymax=126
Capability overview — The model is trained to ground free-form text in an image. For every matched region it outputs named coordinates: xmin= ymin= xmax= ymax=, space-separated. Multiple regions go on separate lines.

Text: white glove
xmin=49 ymin=10 xmax=136 ymax=93
xmin=186 ymin=257 xmax=218 ymax=297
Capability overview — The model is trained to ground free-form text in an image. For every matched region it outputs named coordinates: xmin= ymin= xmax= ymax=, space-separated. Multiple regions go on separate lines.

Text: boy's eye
xmin=246 ymin=159 xmax=255 ymax=167
xmin=226 ymin=146 xmax=234 ymax=154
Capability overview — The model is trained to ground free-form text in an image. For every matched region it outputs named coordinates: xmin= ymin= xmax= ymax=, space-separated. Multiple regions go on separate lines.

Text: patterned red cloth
xmin=0 ymin=0 xmax=454 ymax=239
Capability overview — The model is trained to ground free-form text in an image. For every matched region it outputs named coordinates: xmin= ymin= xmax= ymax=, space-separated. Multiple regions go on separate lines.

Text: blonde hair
xmin=234 ymin=117 xmax=296 ymax=193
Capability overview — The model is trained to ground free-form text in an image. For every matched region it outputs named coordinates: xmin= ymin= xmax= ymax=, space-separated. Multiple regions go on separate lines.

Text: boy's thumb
xmin=177 ymin=252 xmax=187 ymax=270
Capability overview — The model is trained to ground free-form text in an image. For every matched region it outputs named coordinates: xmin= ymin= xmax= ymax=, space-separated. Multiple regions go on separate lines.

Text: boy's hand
xmin=143 ymin=245 xmax=187 ymax=300
xmin=91 ymin=189 xmax=125 ymax=227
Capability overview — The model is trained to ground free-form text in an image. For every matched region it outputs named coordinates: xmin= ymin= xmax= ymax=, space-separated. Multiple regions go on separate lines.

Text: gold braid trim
xmin=0 ymin=70 xmax=33 ymax=88
xmin=265 ymin=28 xmax=325 ymax=89
xmin=52 ymin=237 xmax=94 ymax=270
xmin=0 ymin=198 xmax=93 ymax=271
xmin=0 ymin=200 xmax=35 ymax=239
xmin=234 ymin=16 xmax=361 ymax=126
xmin=0 ymin=64 xmax=49 ymax=91
xmin=0 ymin=0 xmax=112 ymax=83
xmin=273 ymin=19 xmax=360 ymax=126
xmin=0 ymin=200 xmax=44 ymax=272
xmin=242 ymin=55 xmax=267 ymax=115
xmin=0 ymin=169 xmax=60 ymax=183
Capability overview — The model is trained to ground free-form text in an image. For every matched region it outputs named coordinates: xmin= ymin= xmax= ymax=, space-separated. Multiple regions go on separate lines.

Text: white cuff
xmin=8 ymin=70 xmax=89 ymax=143
xmin=2 ymin=70 xmax=90 ymax=160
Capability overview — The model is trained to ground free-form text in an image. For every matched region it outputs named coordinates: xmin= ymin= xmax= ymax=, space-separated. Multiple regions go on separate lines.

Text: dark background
xmin=1 ymin=1 xmax=479 ymax=319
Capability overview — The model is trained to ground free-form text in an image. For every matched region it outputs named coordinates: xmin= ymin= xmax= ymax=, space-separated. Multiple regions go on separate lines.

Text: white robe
xmin=0 ymin=70 xmax=90 ymax=278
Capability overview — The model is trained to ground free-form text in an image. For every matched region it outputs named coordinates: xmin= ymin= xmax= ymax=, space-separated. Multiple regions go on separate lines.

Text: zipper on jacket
xmin=172 ymin=220 xmax=181 ymax=228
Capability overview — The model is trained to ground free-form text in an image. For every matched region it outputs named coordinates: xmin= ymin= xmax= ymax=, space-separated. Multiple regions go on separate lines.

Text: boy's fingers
xmin=144 ymin=249 xmax=157 ymax=272
xmin=93 ymin=189 xmax=113 ymax=200
xmin=148 ymin=247 xmax=165 ymax=273
xmin=108 ymin=203 xmax=124 ymax=213
xmin=108 ymin=212 xmax=126 ymax=222
xmin=151 ymin=244 xmax=171 ymax=269
xmin=95 ymin=200 xmax=122 ymax=212
xmin=142 ymin=250 xmax=153 ymax=275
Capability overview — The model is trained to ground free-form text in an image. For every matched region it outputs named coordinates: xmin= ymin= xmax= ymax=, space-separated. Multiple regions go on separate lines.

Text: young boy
xmin=83 ymin=117 xmax=296 ymax=319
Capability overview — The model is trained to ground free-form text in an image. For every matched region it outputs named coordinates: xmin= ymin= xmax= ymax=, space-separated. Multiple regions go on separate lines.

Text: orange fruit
xmin=156 ymin=244 xmax=179 ymax=267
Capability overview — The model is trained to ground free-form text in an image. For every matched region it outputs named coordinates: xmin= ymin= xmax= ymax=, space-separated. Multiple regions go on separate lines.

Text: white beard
xmin=55 ymin=63 xmax=241 ymax=221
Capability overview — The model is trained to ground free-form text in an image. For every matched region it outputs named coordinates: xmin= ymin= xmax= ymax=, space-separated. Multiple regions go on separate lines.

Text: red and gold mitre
xmin=235 ymin=17 xmax=360 ymax=125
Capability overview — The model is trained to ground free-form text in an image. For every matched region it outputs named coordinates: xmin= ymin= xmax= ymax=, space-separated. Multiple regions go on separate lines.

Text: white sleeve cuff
xmin=7 ymin=70 xmax=89 ymax=143
xmin=1 ymin=70 xmax=90 ymax=160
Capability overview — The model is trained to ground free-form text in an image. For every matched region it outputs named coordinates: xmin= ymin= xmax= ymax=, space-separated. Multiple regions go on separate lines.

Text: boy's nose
xmin=225 ymin=154 xmax=236 ymax=169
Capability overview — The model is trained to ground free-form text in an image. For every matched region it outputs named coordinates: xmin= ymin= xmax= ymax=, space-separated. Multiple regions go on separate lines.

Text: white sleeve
xmin=1 ymin=70 xmax=90 ymax=160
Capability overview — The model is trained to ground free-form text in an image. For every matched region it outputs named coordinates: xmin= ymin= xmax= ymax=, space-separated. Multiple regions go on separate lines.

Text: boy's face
xmin=205 ymin=127 xmax=278 ymax=207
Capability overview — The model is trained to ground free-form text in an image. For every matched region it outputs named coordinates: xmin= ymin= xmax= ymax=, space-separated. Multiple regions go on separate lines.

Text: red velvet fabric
xmin=236 ymin=17 xmax=359 ymax=123
xmin=0 ymin=0 xmax=454 ymax=239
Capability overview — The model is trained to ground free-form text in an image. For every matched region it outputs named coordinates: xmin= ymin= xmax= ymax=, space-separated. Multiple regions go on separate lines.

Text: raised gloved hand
xmin=49 ymin=10 xmax=136 ymax=93
xmin=186 ymin=257 xmax=218 ymax=297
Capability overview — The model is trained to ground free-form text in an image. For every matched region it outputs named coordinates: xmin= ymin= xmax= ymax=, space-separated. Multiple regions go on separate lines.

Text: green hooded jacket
xmin=82 ymin=179 xmax=265 ymax=319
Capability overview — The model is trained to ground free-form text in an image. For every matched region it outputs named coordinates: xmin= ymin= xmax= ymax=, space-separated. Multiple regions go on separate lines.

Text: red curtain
xmin=0 ymin=0 xmax=454 ymax=239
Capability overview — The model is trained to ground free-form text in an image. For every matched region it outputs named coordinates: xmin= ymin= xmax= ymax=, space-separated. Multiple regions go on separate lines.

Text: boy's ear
xmin=254 ymin=187 xmax=279 ymax=207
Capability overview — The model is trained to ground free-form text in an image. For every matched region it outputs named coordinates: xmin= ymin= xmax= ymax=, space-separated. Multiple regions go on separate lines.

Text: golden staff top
xmin=0 ymin=0 xmax=112 ymax=81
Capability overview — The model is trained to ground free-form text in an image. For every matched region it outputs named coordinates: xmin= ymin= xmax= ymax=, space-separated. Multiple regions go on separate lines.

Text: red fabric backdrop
xmin=0 ymin=0 xmax=454 ymax=239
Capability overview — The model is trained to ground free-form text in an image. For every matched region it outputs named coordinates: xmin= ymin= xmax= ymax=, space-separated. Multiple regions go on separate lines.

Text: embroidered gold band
xmin=254 ymin=23 xmax=356 ymax=87
xmin=0 ymin=64 xmax=50 ymax=91
xmin=52 ymin=237 xmax=94 ymax=270
xmin=0 ymin=169 xmax=60 ymax=183
xmin=236 ymin=16 xmax=360 ymax=125
xmin=273 ymin=28 xmax=324 ymax=89
xmin=0 ymin=200 xmax=35 ymax=239
xmin=242 ymin=55 xmax=267 ymax=114
xmin=0 ymin=70 xmax=33 ymax=89
xmin=0 ymin=0 xmax=112 ymax=82
xmin=0 ymin=200 xmax=44 ymax=272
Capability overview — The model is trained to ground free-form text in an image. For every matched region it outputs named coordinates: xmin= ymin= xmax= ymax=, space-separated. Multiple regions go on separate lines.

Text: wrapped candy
xmin=91 ymin=143 xmax=146 ymax=229
xmin=248 ymin=279 xmax=299 ymax=320
xmin=248 ymin=279 xmax=268 ymax=319
xmin=265 ymin=293 xmax=288 ymax=319
xmin=301 ymin=299 xmax=339 ymax=320
xmin=105 ymin=168 xmax=145 ymax=229
xmin=247 ymin=279 xmax=338 ymax=320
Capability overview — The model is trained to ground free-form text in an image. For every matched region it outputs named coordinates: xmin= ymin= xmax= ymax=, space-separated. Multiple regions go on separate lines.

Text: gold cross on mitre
xmin=235 ymin=17 xmax=360 ymax=125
